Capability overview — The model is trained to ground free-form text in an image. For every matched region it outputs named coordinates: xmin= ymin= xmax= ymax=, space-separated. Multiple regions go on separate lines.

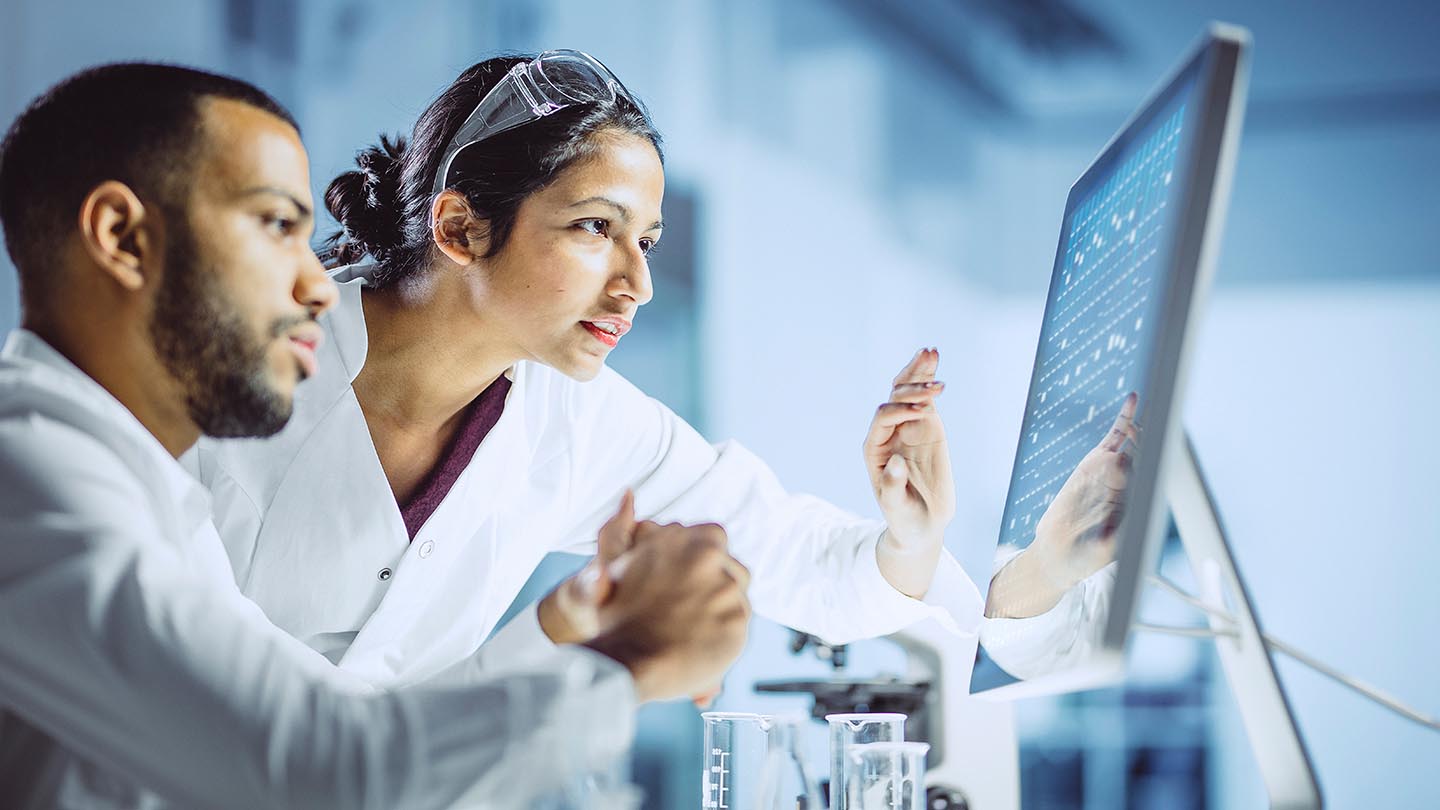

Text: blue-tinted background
xmin=3 ymin=1 xmax=1436 ymax=807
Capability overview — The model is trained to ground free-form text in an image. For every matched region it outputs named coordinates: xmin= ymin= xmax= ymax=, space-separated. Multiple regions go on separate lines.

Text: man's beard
xmin=149 ymin=224 xmax=302 ymax=438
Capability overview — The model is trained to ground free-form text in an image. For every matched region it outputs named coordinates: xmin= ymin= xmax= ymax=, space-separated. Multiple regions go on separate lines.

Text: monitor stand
xmin=914 ymin=430 xmax=1324 ymax=809
xmin=804 ymin=431 xmax=1327 ymax=810
xmin=1160 ymin=433 xmax=1323 ymax=810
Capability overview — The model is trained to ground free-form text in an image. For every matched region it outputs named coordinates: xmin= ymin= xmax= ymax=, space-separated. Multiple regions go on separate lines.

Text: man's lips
xmin=285 ymin=328 xmax=323 ymax=378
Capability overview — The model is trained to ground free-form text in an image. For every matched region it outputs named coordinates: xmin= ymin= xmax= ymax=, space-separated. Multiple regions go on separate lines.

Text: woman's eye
xmin=639 ymin=238 xmax=658 ymax=256
xmin=577 ymin=218 xmax=608 ymax=237
xmin=263 ymin=214 xmax=296 ymax=236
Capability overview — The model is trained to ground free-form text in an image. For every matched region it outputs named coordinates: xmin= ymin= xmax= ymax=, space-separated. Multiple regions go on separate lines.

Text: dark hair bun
xmin=324 ymin=134 xmax=407 ymax=265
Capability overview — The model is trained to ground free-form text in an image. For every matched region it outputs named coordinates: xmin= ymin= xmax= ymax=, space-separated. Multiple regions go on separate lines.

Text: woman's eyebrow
xmin=567 ymin=196 xmax=664 ymax=231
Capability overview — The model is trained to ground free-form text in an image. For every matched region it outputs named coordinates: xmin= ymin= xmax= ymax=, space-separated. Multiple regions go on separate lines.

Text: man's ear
xmin=430 ymin=190 xmax=491 ymax=267
xmin=78 ymin=181 xmax=155 ymax=292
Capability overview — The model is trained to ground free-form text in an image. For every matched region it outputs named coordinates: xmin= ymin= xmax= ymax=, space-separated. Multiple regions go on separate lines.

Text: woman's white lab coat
xmin=190 ymin=265 xmax=982 ymax=685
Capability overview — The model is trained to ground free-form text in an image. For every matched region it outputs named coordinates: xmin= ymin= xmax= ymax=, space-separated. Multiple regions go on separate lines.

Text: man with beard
xmin=0 ymin=63 xmax=750 ymax=809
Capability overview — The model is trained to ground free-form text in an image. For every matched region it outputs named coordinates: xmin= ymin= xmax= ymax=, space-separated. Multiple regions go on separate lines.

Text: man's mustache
xmin=268 ymin=314 xmax=318 ymax=339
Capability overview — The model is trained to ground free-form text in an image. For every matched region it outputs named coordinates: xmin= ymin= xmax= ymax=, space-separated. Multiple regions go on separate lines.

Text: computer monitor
xmin=970 ymin=25 xmax=1250 ymax=698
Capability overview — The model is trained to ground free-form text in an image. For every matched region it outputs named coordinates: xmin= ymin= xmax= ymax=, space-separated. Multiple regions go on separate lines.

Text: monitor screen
xmin=971 ymin=28 xmax=1248 ymax=696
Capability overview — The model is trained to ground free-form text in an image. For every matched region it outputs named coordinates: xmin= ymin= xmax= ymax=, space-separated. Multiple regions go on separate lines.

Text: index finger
xmin=891 ymin=347 xmax=939 ymax=387
xmin=627 ymin=519 xmax=668 ymax=548
xmin=719 ymin=553 xmax=751 ymax=592
xmin=596 ymin=489 xmax=636 ymax=563
xmin=1099 ymin=392 xmax=1139 ymax=451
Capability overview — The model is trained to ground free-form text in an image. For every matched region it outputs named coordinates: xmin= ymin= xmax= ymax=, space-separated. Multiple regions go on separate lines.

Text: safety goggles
xmin=431 ymin=49 xmax=633 ymax=197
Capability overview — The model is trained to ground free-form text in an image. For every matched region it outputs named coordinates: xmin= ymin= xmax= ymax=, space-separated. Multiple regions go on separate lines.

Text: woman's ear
xmin=78 ymin=181 xmax=154 ymax=292
xmin=430 ymin=190 xmax=490 ymax=267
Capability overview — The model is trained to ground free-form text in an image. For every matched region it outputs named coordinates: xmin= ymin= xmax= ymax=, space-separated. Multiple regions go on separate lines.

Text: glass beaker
xmin=824 ymin=713 xmax=906 ymax=810
xmin=702 ymin=712 xmax=822 ymax=810
xmin=842 ymin=742 xmax=929 ymax=810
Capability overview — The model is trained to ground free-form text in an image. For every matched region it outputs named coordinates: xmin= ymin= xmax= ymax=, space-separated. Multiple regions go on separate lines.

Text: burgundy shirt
xmin=399 ymin=375 xmax=512 ymax=540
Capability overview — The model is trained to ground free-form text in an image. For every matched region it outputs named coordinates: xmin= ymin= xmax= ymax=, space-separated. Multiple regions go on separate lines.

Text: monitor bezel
xmin=972 ymin=24 xmax=1251 ymax=700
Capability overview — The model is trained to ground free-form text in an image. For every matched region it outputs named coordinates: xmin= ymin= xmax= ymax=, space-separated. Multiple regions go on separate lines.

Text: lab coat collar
xmin=325 ymin=264 xmax=372 ymax=383
xmin=324 ymin=263 xmax=518 ymax=385
xmin=0 ymin=329 xmax=213 ymax=534
xmin=238 ymin=268 xmax=532 ymax=681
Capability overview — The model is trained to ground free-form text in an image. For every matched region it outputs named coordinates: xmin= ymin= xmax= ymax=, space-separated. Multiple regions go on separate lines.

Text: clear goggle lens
xmin=433 ymin=49 xmax=629 ymax=196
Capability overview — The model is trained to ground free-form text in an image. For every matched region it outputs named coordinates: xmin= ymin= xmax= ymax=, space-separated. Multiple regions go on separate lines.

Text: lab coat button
xmin=418 ymin=540 xmax=435 ymax=559
xmin=377 ymin=567 xmax=393 ymax=581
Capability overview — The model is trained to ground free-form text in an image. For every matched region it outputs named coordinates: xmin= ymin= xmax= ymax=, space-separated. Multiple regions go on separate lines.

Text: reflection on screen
xmin=977 ymin=84 xmax=1194 ymax=684
xmin=1003 ymin=103 xmax=1185 ymax=549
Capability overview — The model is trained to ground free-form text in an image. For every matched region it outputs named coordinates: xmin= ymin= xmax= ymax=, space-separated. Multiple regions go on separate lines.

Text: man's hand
xmin=582 ymin=521 xmax=751 ymax=703
xmin=865 ymin=348 xmax=956 ymax=597
xmin=538 ymin=491 xmax=637 ymax=645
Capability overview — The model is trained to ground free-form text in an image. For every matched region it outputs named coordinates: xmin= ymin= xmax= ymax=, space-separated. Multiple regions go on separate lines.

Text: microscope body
xmin=757 ymin=620 xmax=1019 ymax=809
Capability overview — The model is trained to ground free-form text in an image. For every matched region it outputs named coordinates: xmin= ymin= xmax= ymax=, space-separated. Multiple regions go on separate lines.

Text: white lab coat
xmin=0 ymin=330 xmax=636 ymax=810
xmin=978 ymin=545 xmax=1116 ymax=680
xmin=190 ymin=264 xmax=983 ymax=686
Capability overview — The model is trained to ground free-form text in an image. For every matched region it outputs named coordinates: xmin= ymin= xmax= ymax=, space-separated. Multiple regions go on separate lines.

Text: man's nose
xmin=296 ymin=251 xmax=338 ymax=317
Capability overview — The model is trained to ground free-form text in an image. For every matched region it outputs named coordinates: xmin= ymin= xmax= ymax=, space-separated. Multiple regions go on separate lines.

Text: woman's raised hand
xmin=864 ymin=348 xmax=956 ymax=597
xmin=984 ymin=393 xmax=1139 ymax=618
xmin=1029 ymin=392 xmax=1139 ymax=587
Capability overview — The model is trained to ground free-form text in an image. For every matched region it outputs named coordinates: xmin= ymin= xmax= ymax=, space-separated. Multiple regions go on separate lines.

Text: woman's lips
xmin=581 ymin=321 xmax=621 ymax=348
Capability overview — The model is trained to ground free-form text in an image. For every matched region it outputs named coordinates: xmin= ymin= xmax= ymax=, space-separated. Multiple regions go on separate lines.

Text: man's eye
xmin=577 ymin=219 xmax=608 ymax=237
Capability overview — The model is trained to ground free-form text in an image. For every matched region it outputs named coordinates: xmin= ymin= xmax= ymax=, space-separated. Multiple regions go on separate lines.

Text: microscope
xmin=755 ymin=619 xmax=1019 ymax=809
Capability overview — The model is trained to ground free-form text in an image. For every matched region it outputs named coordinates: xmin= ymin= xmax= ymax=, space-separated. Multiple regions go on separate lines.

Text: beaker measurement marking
xmin=704 ymin=751 xmax=731 ymax=809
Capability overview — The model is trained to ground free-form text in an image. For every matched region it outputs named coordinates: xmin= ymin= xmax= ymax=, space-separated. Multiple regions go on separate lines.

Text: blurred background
xmin=2 ymin=1 xmax=1436 ymax=807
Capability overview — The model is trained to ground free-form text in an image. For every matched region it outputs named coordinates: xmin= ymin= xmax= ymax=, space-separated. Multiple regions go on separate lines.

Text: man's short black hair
xmin=0 ymin=62 xmax=298 ymax=305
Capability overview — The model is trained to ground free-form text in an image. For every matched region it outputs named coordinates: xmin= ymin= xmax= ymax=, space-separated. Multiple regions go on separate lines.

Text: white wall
xmin=1188 ymin=285 xmax=1440 ymax=807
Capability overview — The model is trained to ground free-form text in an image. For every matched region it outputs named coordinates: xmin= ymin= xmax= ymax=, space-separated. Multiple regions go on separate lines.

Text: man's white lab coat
xmin=191 ymin=264 xmax=984 ymax=686
xmin=0 ymin=330 xmax=636 ymax=810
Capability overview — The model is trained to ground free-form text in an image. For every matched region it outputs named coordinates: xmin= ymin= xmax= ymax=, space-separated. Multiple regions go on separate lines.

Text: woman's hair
xmin=323 ymin=55 xmax=663 ymax=287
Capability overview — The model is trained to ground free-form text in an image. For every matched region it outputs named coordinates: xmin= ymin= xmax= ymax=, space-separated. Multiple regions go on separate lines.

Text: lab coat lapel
xmin=337 ymin=364 xmax=533 ymax=684
xmin=241 ymin=391 xmax=409 ymax=645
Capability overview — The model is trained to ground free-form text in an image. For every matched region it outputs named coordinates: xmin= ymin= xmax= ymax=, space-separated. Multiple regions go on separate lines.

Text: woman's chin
xmin=567 ymin=362 xmax=605 ymax=382
xmin=548 ymin=353 xmax=606 ymax=382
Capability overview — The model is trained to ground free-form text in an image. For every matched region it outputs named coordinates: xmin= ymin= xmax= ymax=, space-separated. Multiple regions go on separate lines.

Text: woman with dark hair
xmin=191 ymin=51 xmax=983 ymax=687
